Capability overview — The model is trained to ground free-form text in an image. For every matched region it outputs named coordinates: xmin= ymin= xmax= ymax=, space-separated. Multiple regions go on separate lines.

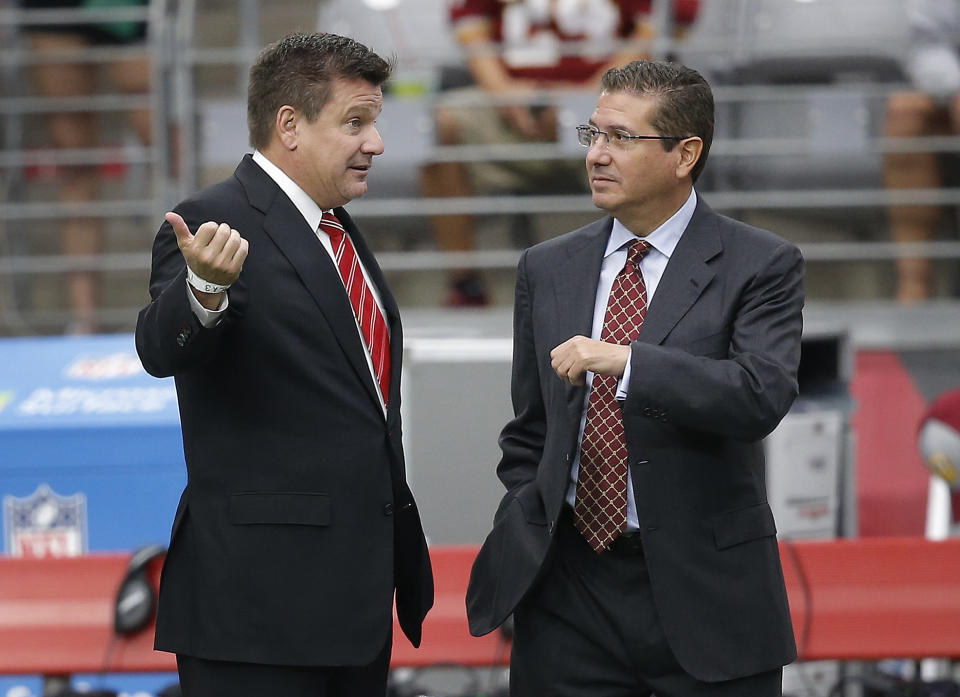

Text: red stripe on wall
xmin=850 ymin=350 xmax=930 ymax=536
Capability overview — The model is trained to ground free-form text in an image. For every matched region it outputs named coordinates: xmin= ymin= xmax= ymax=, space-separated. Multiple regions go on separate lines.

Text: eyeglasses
xmin=576 ymin=124 xmax=683 ymax=149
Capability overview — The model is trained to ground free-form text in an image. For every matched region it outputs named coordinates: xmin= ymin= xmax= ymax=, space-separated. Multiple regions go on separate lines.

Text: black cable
xmin=484 ymin=624 xmax=512 ymax=697
xmin=828 ymin=673 xmax=909 ymax=697
xmin=781 ymin=537 xmax=813 ymax=659
xmin=96 ymin=632 xmax=121 ymax=694
xmin=781 ymin=536 xmax=824 ymax=697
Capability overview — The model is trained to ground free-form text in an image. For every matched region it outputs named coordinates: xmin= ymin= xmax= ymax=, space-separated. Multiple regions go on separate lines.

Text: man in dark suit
xmin=467 ymin=60 xmax=803 ymax=696
xmin=135 ymin=33 xmax=433 ymax=697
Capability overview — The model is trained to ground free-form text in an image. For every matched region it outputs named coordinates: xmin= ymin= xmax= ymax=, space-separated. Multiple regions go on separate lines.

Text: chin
xmin=591 ymin=192 xmax=616 ymax=211
xmin=341 ymin=185 xmax=367 ymax=202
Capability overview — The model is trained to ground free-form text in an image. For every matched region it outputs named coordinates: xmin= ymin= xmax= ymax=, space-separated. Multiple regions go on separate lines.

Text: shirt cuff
xmin=186 ymin=280 xmax=228 ymax=327
xmin=616 ymin=349 xmax=633 ymax=401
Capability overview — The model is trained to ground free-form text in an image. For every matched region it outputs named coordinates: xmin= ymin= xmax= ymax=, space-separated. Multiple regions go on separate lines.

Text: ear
xmin=275 ymin=105 xmax=299 ymax=151
xmin=675 ymin=137 xmax=703 ymax=179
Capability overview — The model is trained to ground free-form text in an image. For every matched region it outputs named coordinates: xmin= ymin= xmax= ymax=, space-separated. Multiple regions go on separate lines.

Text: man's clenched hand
xmin=550 ymin=335 xmax=630 ymax=386
xmin=167 ymin=211 xmax=248 ymax=288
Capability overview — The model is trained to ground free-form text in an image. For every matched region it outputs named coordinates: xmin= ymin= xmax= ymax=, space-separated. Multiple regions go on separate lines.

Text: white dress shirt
xmin=187 ymin=150 xmax=389 ymax=414
xmin=566 ymin=188 xmax=698 ymax=529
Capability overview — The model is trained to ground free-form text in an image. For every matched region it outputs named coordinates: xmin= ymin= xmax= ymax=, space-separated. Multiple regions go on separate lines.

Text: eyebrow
xmin=345 ymin=103 xmax=382 ymax=118
xmin=587 ymin=119 xmax=635 ymax=133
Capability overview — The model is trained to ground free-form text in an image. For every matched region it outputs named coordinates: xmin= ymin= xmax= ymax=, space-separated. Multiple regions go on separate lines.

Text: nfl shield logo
xmin=3 ymin=484 xmax=88 ymax=557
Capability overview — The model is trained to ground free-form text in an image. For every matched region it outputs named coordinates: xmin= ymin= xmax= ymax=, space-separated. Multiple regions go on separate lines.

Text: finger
xmin=192 ymin=221 xmax=221 ymax=248
xmin=556 ymin=356 xmax=578 ymax=383
xmin=566 ymin=361 xmax=584 ymax=384
xmin=550 ymin=347 xmax=562 ymax=365
xmin=551 ymin=357 xmax=564 ymax=379
xmin=165 ymin=212 xmax=193 ymax=248
xmin=551 ymin=347 xmax=570 ymax=375
xmin=232 ymin=237 xmax=249 ymax=267
xmin=205 ymin=223 xmax=233 ymax=256
xmin=218 ymin=230 xmax=242 ymax=265
xmin=551 ymin=337 xmax=574 ymax=357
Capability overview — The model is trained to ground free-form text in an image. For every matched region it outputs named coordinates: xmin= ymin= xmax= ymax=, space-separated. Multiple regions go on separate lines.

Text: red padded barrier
xmin=0 ymin=554 xmax=172 ymax=674
xmin=781 ymin=537 xmax=960 ymax=660
xmin=391 ymin=545 xmax=509 ymax=668
xmin=2 ymin=538 xmax=959 ymax=676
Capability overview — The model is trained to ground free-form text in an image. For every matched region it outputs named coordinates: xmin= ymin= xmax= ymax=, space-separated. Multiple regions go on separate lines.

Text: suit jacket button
xmin=383 ymin=503 xmax=395 ymax=516
xmin=176 ymin=325 xmax=192 ymax=347
xmin=548 ymin=520 xmax=556 ymax=534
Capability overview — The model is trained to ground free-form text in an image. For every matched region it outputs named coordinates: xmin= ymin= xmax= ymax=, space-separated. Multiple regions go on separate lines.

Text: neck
xmin=258 ymin=143 xmax=285 ymax=169
xmin=616 ymin=183 xmax=692 ymax=237
xmin=257 ymin=144 xmax=338 ymax=211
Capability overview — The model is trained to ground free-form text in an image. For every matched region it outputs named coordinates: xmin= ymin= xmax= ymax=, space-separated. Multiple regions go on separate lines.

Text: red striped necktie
xmin=319 ymin=211 xmax=391 ymax=407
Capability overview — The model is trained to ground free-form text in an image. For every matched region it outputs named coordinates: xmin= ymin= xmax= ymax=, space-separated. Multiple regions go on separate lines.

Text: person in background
xmin=884 ymin=0 xmax=960 ymax=303
xmin=467 ymin=59 xmax=803 ymax=696
xmin=135 ymin=33 xmax=433 ymax=697
xmin=18 ymin=0 xmax=151 ymax=333
xmin=424 ymin=0 xmax=699 ymax=306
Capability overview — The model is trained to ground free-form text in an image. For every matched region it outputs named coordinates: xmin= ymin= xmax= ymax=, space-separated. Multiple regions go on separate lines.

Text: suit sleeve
xmin=135 ymin=202 xmax=236 ymax=378
xmin=624 ymin=241 xmax=804 ymax=442
xmin=495 ymin=250 xmax=547 ymax=494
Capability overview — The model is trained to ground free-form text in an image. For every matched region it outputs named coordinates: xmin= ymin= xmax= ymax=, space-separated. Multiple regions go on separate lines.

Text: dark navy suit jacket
xmin=136 ymin=155 xmax=433 ymax=666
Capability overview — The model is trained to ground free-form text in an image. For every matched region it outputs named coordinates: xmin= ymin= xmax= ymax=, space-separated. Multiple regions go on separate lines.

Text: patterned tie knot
xmin=320 ymin=212 xmax=344 ymax=246
xmin=626 ymin=238 xmax=653 ymax=271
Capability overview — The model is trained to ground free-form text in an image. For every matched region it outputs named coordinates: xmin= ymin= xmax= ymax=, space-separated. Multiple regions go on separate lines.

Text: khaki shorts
xmin=438 ymin=87 xmax=589 ymax=194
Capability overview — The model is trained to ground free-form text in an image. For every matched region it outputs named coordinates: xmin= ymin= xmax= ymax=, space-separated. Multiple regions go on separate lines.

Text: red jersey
xmin=450 ymin=0 xmax=699 ymax=83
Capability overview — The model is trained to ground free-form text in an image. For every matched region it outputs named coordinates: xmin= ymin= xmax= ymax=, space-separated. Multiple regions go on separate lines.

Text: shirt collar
xmin=605 ymin=188 xmax=698 ymax=259
xmin=251 ymin=150 xmax=330 ymax=231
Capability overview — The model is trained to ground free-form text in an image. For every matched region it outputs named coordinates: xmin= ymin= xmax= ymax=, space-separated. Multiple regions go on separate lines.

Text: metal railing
xmin=0 ymin=0 xmax=186 ymax=334
xmin=1 ymin=0 xmax=959 ymax=334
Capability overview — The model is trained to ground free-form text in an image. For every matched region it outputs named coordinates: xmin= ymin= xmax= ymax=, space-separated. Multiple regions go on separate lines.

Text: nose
xmin=363 ymin=126 xmax=385 ymax=156
xmin=586 ymin=139 xmax=611 ymax=168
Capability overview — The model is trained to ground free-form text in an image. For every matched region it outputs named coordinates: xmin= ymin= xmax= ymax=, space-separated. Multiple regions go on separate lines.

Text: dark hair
xmin=600 ymin=60 xmax=714 ymax=183
xmin=247 ymin=33 xmax=393 ymax=149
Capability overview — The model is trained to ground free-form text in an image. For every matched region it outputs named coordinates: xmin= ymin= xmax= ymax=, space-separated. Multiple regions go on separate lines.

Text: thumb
xmin=165 ymin=212 xmax=193 ymax=249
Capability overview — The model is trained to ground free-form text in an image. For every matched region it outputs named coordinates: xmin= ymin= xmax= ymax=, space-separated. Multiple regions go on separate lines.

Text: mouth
xmin=591 ymin=173 xmax=616 ymax=185
xmin=349 ymin=163 xmax=372 ymax=174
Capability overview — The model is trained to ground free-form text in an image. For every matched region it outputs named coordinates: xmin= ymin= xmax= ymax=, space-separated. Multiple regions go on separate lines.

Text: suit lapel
xmin=235 ymin=157 xmax=385 ymax=416
xmin=552 ymin=218 xmax=612 ymax=425
xmin=640 ymin=199 xmax=721 ymax=346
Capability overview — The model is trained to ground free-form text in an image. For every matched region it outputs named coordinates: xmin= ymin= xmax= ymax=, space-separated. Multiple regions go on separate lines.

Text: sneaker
xmin=445 ymin=273 xmax=489 ymax=307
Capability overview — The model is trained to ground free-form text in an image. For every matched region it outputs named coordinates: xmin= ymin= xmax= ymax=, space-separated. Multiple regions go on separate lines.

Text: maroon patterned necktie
xmin=575 ymin=238 xmax=653 ymax=553
xmin=319 ymin=211 xmax=391 ymax=407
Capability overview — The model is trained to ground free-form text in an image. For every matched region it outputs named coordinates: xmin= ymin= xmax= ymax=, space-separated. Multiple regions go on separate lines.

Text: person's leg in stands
xmin=28 ymin=31 xmax=102 ymax=333
xmin=109 ymin=52 xmax=152 ymax=147
xmin=420 ymin=105 xmax=488 ymax=306
xmin=883 ymin=91 xmax=947 ymax=304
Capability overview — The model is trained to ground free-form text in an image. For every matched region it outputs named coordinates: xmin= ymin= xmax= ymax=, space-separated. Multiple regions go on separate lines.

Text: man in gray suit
xmin=466 ymin=60 xmax=803 ymax=696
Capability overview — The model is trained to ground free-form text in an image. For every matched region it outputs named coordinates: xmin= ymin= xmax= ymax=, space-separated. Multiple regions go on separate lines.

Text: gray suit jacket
xmin=466 ymin=198 xmax=803 ymax=682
